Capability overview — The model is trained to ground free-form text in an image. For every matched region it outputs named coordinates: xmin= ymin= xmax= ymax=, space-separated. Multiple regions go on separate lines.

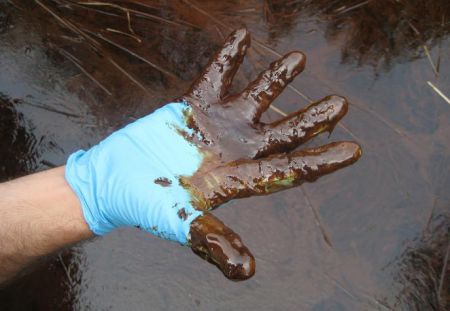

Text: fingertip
xmin=349 ymin=141 xmax=363 ymax=160
xmin=243 ymin=252 xmax=256 ymax=279
xmin=229 ymin=28 xmax=251 ymax=48
xmin=332 ymin=141 xmax=363 ymax=162
xmin=298 ymin=141 xmax=362 ymax=167
xmin=304 ymin=95 xmax=348 ymax=130
xmin=234 ymin=27 xmax=250 ymax=40
xmin=283 ymin=51 xmax=306 ymax=76
xmin=326 ymin=95 xmax=348 ymax=116
xmin=224 ymin=250 xmax=256 ymax=281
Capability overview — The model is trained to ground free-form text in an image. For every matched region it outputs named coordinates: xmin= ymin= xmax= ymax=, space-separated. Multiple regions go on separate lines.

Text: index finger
xmin=190 ymin=141 xmax=362 ymax=208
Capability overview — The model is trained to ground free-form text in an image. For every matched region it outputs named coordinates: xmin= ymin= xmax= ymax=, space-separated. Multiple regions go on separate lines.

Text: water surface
xmin=0 ymin=1 xmax=449 ymax=310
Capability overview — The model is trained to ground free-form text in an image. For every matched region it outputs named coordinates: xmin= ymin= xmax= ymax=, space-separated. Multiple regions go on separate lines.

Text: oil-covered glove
xmin=65 ymin=29 xmax=362 ymax=280
xmin=66 ymin=102 xmax=204 ymax=243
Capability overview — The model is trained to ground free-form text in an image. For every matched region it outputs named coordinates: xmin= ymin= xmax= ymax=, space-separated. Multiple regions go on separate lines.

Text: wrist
xmin=65 ymin=150 xmax=116 ymax=235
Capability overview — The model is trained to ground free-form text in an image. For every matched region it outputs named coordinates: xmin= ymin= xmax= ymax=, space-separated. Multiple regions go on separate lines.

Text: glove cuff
xmin=65 ymin=150 xmax=115 ymax=235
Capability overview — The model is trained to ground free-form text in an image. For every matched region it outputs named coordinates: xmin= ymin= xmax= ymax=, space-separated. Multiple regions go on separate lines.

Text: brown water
xmin=0 ymin=0 xmax=449 ymax=310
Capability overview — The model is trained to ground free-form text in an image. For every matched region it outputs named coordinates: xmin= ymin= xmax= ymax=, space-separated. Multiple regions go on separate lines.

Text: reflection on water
xmin=0 ymin=1 xmax=449 ymax=310
xmin=0 ymin=94 xmax=39 ymax=179
xmin=272 ymin=0 xmax=450 ymax=70
xmin=389 ymin=211 xmax=449 ymax=310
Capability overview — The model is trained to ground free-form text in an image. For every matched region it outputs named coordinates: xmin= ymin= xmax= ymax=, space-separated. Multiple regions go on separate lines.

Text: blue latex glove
xmin=64 ymin=28 xmax=360 ymax=280
xmin=66 ymin=102 xmax=203 ymax=245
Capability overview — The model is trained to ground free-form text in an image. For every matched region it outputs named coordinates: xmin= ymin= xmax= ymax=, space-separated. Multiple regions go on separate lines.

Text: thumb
xmin=189 ymin=212 xmax=255 ymax=280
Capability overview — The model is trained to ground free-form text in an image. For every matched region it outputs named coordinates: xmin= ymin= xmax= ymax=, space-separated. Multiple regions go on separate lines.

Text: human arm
xmin=0 ymin=167 xmax=93 ymax=284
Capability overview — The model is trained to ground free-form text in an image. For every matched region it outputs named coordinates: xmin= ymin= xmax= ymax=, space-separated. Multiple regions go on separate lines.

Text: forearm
xmin=0 ymin=166 xmax=93 ymax=284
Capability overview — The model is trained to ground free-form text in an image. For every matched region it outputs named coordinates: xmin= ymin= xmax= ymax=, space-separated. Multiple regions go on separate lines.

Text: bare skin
xmin=0 ymin=167 xmax=92 ymax=284
xmin=0 ymin=29 xmax=361 ymax=283
xmin=177 ymin=29 xmax=361 ymax=280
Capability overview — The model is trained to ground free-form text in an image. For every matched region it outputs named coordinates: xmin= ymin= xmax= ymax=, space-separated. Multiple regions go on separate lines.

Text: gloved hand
xmin=65 ymin=29 xmax=362 ymax=280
